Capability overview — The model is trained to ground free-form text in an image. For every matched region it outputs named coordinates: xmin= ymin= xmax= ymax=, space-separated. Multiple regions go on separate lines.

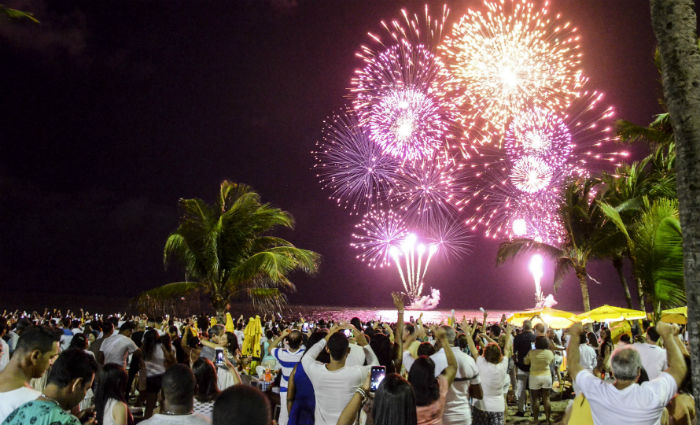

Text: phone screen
xmin=215 ymin=348 xmax=225 ymax=366
xmin=302 ymin=323 xmax=309 ymax=332
xmin=531 ymin=342 xmax=536 ymax=350
xmin=343 ymin=329 xmax=352 ymax=338
xmin=370 ymin=366 xmax=386 ymax=392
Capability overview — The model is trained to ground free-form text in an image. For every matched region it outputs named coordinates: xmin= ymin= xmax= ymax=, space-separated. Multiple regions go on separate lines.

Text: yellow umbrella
xmin=507 ymin=307 xmax=578 ymax=329
xmin=660 ymin=306 xmax=687 ymax=324
xmin=241 ymin=315 xmax=263 ymax=372
xmin=574 ymin=305 xmax=646 ymax=324
xmin=224 ymin=312 xmax=235 ymax=333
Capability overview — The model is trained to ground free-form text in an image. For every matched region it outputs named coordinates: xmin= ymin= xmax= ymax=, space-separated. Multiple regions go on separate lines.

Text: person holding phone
xmin=337 ymin=372 xmax=417 ymax=425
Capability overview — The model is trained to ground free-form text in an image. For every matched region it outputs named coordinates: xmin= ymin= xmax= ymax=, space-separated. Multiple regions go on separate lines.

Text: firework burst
xmin=462 ymin=85 xmax=628 ymax=244
xmin=439 ymin=0 xmax=584 ymax=149
xmin=312 ymin=110 xmax=400 ymax=214
xmin=350 ymin=5 xmax=457 ymax=163
xmin=425 ymin=219 xmax=473 ymax=260
xmin=391 ymin=157 xmax=466 ymax=227
xmin=350 ymin=209 xmax=408 ymax=268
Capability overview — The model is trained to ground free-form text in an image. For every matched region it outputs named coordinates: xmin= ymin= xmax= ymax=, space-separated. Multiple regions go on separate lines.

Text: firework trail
xmin=425 ymin=218 xmax=474 ymax=261
xmin=312 ymin=110 xmax=400 ymax=214
xmin=350 ymin=5 xmax=458 ymax=164
xmin=439 ymin=0 xmax=584 ymax=150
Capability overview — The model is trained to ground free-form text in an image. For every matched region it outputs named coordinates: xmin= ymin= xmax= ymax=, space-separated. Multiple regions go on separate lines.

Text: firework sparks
xmin=391 ymin=157 xmax=465 ymax=227
xmin=439 ymin=0 xmax=584 ymax=149
xmin=351 ymin=209 xmax=408 ymax=268
xmin=462 ymin=85 xmax=627 ymax=244
xmin=350 ymin=6 xmax=457 ymax=163
xmin=312 ymin=110 xmax=400 ymax=214
xmin=425 ymin=219 xmax=473 ymax=261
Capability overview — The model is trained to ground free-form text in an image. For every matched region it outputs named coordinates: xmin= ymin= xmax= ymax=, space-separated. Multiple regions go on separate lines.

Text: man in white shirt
xmin=268 ymin=329 xmax=305 ymax=425
xmin=578 ymin=333 xmax=598 ymax=372
xmin=100 ymin=322 xmax=139 ymax=368
xmin=567 ymin=322 xmax=686 ymax=425
xmin=302 ymin=324 xmax=378 ymax=425
xmin=0 ymin=326 xmax=60 ymax=422
xmin=430 ymin=326 xmax=483 ymax=425
xmin=633 ymin=326 xmax=668 ymax=380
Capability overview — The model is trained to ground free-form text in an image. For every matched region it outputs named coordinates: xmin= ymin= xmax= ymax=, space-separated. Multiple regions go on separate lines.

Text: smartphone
xmin=343 ymin=329 xmax=352 ymax=338
xmin=370 ymin=366 xmax=386 ymax=392
xmin=302 ymin=323 xmax=309 ymax=332
xmin=215 ymin=348 xmax=225 ymax=366
xmin=531 ymin=342 xmax=536 ymax=350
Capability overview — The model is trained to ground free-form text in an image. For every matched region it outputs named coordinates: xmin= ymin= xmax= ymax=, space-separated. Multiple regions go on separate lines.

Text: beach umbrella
xmin=241 ymin=315 xmax=263 ymax=372
xmin=224 ymin=312 xmax=235 ymax=333
xmin=660 ymin=306 xmax=687 ymax=324
xmin=507 ymin=307 xmax=577 ymax=329
xmin=575 ymin=305 xmax=646 ymax=324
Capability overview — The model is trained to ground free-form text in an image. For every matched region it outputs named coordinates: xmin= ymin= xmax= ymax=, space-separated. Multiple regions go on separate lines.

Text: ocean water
xmin=282 ymin=305 xmax=514 ymax=324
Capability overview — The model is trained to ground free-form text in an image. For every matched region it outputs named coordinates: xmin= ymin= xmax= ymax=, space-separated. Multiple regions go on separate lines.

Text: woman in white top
xmin=142 ymin=329 xmax=176 ymax=418
xmin=94 ymin=363 xmax=132 ymax=425
xmin=466 ymin=324 xmax=513 ymax=425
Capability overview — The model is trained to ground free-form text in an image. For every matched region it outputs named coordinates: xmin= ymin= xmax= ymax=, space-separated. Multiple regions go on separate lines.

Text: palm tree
xmin=597 ymin=145 xmax=676 ymax=310
xmin=497 ymin=179 xmax=608 ymax=312
xmin=650 ymin=2 xmax=700 ymax=408
xmin=599 ymin=198 xmax=684 ymax=320
xmin=143 ymin=180 xmax=320 ymax=318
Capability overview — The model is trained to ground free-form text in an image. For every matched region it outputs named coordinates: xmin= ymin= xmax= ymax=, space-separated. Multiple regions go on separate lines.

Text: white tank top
xmin=102 ymin=398 xmax=120 ymax=425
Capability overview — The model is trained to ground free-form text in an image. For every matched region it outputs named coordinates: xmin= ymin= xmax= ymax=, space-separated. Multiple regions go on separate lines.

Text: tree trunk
xmin=636 ymin=277 xmax=646 ymax=312
xmin=612 ymin=256 xmax=633 ymax=308
xmin=650 ymin=0 xmax=700 ymax=416
xmin=577 ymin=268 xmax=591 ymax=312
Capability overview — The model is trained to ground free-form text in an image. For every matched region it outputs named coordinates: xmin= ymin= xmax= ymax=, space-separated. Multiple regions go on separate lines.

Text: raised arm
xmin=657 ymin=322 xmax=687 ymax=387
xmin=354 ymin=326 xmax=379 ymax=366
xmin=502 ymin=324 xmax=514 ymax=358
xmin=302 ymin=325 xmax=341 ymax=370
xmin=566 ymin=323 xmax=584 ymax=382
xmin=392 ymin=292 xmax=405 ymax=372
xmin=461 ymin=319 xmax=479 ymax=361
xmin=268 ymin=329 xmax=291 ymax=355
xmin=435 ymin=326 xmax=457 ymax=386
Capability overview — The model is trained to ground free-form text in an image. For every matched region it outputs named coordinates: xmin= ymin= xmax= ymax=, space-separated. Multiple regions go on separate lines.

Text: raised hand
xmin=391 ymin=292 xmax=405 ymax=311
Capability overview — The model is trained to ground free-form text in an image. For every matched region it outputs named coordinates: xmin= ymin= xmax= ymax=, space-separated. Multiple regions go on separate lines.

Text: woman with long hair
xmin=141 ymin=329 xmax=175 ymax=418
xmin=337 ymin=373 xmax=417 ymax=425
xmin=192 ymin=358 xmax=220 ymax=419
xmin=94 ymin=363 xmax=132 ymax=425
xmin=408 ymin=327 xmax=457 ymax=425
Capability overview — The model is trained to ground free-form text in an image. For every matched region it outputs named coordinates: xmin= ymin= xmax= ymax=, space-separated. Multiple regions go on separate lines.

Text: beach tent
xmin=507 ymin=307 xmax=577 ymax=329
xmin=574 ymin=305 xmax=646 ymax=324
xmin=660 ymin=306 xmax=687 ymax=324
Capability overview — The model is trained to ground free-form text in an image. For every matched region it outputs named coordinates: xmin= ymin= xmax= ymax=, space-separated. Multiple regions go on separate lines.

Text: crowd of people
xmin=0 ymin=295 xmax=694 ymax=425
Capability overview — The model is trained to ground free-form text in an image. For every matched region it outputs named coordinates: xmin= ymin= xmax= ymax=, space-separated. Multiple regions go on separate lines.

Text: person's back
xmin=301 ymin=327 xmax=377 ymax=425
xmin=633 ymin=327 xmax=667 ymax=380
xmin=429 ymin=328 xmax=481 ymax=425
xmin=0 ymin=326 xmax=60 ymax=423
xmin=2 ymin=349 xmax=98 ymax=425
xmin=138 ymin=364 xmax=210 ymax=425
xmin=100 ymin=323 xmax=138 ymax=369
xmin=213 ymin=385 xmax=270 ymax=425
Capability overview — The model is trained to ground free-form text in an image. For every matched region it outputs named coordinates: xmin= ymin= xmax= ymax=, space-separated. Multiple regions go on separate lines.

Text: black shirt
xmin=513 ymin=331 xmax=536 ymax=371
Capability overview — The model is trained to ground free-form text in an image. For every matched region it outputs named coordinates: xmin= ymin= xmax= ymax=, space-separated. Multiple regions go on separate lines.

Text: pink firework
xmin=311 ymin=110 xmax=400 ymax=214
xmin=425 ymin=219 xmax=473 ymax=261
xmin=351 ymin=209 xmax=408 ymax=268
xmin=350 ymin=5 xmax=457 ymax=163
xmin=391 ymin=157 xmax=466 ymax=227
xmin=462 ymin=87 xmax=627 ymax=244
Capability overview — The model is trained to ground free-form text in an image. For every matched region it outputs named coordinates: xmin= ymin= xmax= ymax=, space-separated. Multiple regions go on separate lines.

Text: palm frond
xmin=496 ymin=239 xmax=563 ymax=266
xmin=552 ymin=257 xmax=574 ymax=291
xmin=138 ymin=281 xmax=201 ymax=300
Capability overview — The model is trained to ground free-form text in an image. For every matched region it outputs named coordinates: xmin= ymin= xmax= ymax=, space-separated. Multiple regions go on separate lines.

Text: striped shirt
xmin=272 ymin=347 xmax=305 ymax=392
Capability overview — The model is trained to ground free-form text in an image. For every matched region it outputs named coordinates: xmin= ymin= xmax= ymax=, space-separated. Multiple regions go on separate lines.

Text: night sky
xmin=0 ymin=0 xmax=683 ymax=311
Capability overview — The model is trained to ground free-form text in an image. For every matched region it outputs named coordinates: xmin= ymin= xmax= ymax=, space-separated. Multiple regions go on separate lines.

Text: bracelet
xmin=354 ymin=387 xmax=368 ymax=401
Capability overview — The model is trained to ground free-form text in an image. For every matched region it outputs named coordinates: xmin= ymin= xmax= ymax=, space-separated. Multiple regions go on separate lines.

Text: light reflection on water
xmin=284 ymin=306 xmax=514 ymax=324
